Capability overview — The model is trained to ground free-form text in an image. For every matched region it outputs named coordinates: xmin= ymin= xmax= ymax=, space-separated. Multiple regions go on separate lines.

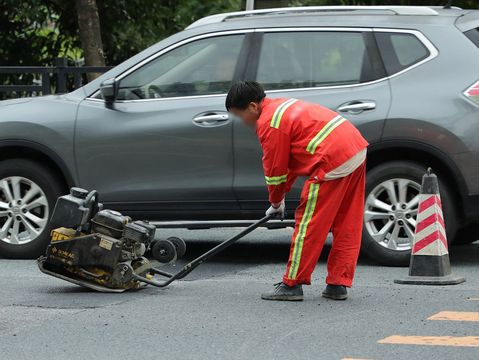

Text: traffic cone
xmin=395 ymin=168 xmax=465 ymax=285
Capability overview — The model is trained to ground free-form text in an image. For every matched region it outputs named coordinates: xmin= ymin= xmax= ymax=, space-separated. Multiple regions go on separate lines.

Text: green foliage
xmin=0 ymin=0 xmax=79 ymax=66
xmin=0 ymin=1 xmax=78 ymax=98
xmin=0 ymin=0 xmax=241 ymax=66
xmin=96 ymin=0 xmax=242 ymax=65
xmin=0 ymin=0 xmax=477 ymax=68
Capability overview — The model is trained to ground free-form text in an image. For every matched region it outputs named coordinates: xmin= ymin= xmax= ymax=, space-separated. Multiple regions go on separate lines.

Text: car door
xmin=75 ymin=32 xmax=248 ymax=216
xmin=233 ymin=28 xmax=392 ymax=211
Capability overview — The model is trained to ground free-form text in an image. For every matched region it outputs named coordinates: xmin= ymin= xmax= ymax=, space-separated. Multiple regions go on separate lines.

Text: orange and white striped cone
xmin=395 ymin=168 xmax=465 ymax=285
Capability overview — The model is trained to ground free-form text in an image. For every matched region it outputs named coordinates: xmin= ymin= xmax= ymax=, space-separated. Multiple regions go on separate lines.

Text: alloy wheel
xmin=0 ymin=176 xmax=49 ymax=245
xmin=364 ymin=178 xmax=421 ymax=251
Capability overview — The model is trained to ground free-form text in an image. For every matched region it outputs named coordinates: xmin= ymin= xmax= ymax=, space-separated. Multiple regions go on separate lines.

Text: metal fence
xmin=0 ymin=58 xmax=112 ymax=98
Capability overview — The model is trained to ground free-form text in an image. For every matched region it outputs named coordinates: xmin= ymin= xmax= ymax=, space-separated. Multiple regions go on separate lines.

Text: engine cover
xmin=45 ymin=233 xmax=123 ymax=270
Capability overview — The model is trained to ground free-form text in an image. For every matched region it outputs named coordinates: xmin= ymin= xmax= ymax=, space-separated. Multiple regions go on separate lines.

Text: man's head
xmin=225 ymin=81 xmax=266 ymax=127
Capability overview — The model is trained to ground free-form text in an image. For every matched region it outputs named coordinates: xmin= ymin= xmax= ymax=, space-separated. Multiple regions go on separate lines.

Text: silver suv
xmin=1 ymin=6 xmax=479 ymax=265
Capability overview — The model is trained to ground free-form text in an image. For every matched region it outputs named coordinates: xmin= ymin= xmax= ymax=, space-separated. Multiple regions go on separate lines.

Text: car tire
xmin=361 ymin=161 xmax=457 ymax=267
xmin=0 ymin=159 xmax=65 ymax=259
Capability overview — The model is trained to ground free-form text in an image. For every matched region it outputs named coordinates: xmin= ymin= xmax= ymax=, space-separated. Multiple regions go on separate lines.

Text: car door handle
xmin=337 ymin=101 xmax=376 ymax=114
xmin=192 ymin=113 xmax=230 ymax=127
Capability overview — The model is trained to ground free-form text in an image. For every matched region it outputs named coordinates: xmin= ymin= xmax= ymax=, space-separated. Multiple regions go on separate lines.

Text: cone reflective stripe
xmin=412 ymin=194 xmax=448 ymax=256
xmin=395 ymin=168 xmax=465 ymax=285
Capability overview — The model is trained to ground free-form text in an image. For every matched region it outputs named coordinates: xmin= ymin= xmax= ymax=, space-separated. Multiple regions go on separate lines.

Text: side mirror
xmin=99 ymin=78 xmax=118 ymax=107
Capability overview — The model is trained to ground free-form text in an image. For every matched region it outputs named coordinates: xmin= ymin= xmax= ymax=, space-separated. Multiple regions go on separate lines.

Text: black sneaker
xmin=261 ymin=282 xmax=303 ymax=301
xmin=322 ymin=285 xmax=348 ymax=300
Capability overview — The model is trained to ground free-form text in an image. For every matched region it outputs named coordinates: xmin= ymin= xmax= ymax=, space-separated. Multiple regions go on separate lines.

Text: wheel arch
xmin=0 ymin=139 xmax=75 ymax=192
xmin=367 ymin=140 xmax=467 ymax=219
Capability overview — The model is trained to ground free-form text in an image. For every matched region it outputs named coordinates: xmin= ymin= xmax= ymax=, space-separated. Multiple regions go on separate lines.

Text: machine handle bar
xmin=133 ymin=214 xmax=274 ymax=288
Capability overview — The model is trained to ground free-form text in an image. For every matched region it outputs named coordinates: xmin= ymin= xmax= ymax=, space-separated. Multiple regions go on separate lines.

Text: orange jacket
xmin=256 ymin=97 xmax=368 ymax=203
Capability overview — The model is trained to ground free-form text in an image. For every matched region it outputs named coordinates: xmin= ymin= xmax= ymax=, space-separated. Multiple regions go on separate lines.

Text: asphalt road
xmin=1 ymin=228 xmax=478 ymax=360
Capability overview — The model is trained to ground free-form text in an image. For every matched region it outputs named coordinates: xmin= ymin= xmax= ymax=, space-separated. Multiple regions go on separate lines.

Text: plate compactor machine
xmin=38 ymin=187 xmax=272 ymax=292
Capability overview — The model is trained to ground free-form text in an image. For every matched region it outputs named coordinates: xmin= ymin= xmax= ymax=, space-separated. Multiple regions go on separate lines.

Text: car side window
xmin=116 ymin=34 xmax=245 ymax=100
xmin=465 ymin=27 xmax=479 ymax=48
xmin=375 ymin=32 xmax=430 ymax=76
xmin=256 ymin=31 xmax=377 ymax=90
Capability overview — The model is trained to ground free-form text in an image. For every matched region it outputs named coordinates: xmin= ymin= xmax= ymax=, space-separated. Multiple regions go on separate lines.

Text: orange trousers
xmin=283 ymin=162 xmax=366 ymax=287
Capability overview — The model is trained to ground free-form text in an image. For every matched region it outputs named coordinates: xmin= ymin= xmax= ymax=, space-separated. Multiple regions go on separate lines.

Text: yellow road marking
xmin=428 ymin=311 xmax=479 ymax=322
xmin=379 ymin=335 xmax=479 ymax=347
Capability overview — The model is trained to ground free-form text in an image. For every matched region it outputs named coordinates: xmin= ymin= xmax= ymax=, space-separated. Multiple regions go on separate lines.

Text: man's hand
xmin=266 ymin=199 xmax=286 ymax=220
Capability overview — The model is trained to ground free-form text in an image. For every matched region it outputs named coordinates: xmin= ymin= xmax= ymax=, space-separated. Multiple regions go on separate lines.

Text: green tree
xmin=0 ymin=0 xmax=79 ymax=66
xmin=1 ymin=0 xmax=478 ymax=91
xmin=75 ymin=0 xmax=105 ymax=71
xmin=0 ymin=0 xmax=242 ymax=67
xmin=96 ymin=0 xmax=241 ymax=65
xmin=0 ymin=0 xmax=241 ymax=97
xmin=2 ymin=0 xmax=477 ymax=69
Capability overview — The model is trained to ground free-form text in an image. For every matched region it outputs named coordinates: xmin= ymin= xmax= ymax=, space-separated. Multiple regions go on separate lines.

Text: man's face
xmin=229 ymin=101 xmax=261 ymax=127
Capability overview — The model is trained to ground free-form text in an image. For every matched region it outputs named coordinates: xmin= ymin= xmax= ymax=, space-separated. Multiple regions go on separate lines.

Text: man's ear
xmin=249 ymin=101 xmax=260 ymax=113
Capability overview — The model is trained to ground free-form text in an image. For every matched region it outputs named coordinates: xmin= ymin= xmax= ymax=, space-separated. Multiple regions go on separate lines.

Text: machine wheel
xmin=167 ymin=236 xmax=186 ymax=258
xmin=149 ymin=239 xmax=158 ymax=251
xmin=151 ymin=239 xmax=177 ymax=263
xmin=362 ymin=161 xmax=457 ymax=267
xmin=0 ymin=159 xmax=65 ymax=259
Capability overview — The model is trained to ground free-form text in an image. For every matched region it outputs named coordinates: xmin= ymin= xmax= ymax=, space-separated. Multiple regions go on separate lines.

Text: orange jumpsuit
xmin=256 ymin=98 xmax=368 ymax=287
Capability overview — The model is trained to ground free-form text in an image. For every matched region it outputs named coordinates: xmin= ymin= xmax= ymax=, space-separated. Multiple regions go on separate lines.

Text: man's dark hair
xmin=225 ymin=81 xmax=266 ymax=111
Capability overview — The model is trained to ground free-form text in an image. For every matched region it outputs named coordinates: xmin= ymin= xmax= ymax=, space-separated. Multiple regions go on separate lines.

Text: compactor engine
xmin=37 ymin=188 xmax=185 ymax=292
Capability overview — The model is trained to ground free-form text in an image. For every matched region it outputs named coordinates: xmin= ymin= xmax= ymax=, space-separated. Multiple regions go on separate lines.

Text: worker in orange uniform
xmin=226 ymin=82 xmax=368 ymax=301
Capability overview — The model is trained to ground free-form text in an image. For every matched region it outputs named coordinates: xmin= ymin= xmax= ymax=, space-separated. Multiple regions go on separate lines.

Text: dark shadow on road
xmin=449 ymin=241 xmax=479 ymax=267
xmin=163 ymin=239 xmax=378 ymax=266
xmin=164 ymin=233 xmax=478 ymax=268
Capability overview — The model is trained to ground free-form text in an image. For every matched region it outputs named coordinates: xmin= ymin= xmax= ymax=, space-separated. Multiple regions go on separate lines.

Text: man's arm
xmin=260 ymin=127 xmax=292 ymax=205
xmin=284 ymin=174 xmax=298 ymax=195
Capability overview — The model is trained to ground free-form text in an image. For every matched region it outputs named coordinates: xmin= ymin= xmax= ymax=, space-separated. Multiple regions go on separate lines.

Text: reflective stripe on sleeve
xmin=270 ymin=99 xmax=298 ymax=129
xmin=265 ymin=174 xmax=288 ymax=185
xmin=306 ymin=115 xmax=346 ymax=154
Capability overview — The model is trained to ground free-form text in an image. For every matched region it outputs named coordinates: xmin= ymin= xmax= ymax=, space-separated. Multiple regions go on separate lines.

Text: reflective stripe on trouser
xmin=283 ymin=162 xmax=366 ymax=287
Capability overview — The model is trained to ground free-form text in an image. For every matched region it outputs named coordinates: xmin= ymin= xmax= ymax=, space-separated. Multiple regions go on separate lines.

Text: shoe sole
xmin=261 ymin=295 xmax=303 ymax=301
xmin=322 ymin=293 xmax=348 ymax=300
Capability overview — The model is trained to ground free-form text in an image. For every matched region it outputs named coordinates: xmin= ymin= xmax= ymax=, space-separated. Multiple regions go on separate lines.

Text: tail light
xmin=464 ymin=81 xmax=479 ymax=105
